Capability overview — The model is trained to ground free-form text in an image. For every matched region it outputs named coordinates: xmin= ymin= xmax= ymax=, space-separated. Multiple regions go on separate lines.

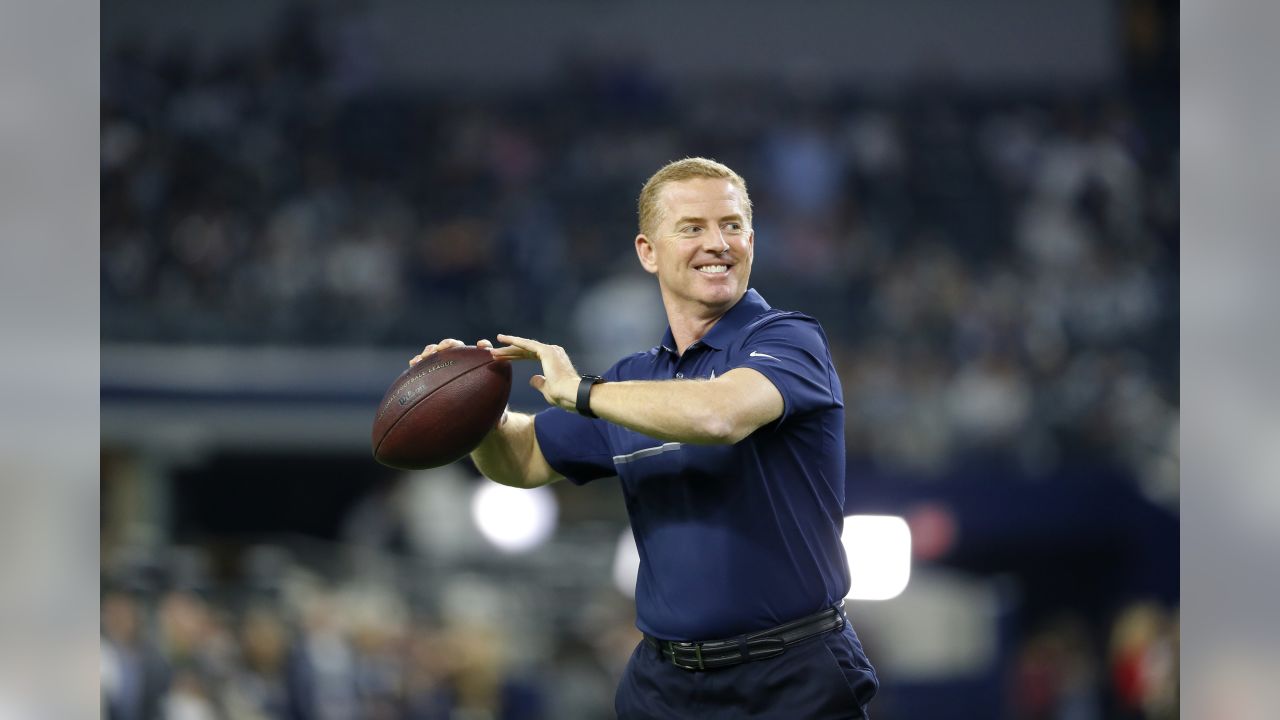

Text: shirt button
xmin=675 ymin=372 xmax=684 ymax=378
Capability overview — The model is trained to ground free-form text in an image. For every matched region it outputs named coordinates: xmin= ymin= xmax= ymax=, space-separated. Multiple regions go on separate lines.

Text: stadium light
xmin=612 ymin=528 xmax=640 ymax=598
xmin=470 ymin=483 xmax=558 ymax=553
xmin=843 ymin=515 xmax=912 ymax=601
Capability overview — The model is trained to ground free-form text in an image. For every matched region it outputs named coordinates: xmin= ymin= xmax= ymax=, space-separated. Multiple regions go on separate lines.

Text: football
xmin=371 ymin=346 xmax=512 ymax=469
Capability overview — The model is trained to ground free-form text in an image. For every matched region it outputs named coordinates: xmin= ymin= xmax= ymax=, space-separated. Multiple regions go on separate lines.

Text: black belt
xmin=643 ymin=603 xmax=845 ymax=671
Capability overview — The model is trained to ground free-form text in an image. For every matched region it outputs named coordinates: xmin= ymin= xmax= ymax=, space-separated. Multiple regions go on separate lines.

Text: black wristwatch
xmin=576 ymin=375 xmax=606 ymax=418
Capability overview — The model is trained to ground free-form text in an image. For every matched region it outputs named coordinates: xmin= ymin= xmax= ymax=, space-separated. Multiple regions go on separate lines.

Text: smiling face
xmin=635 ymin=177 xmax=755 ymax=318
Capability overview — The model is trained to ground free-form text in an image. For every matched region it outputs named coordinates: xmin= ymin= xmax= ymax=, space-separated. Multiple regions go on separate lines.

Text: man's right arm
xmin=470 ymin=410 xmax=562 ymax=489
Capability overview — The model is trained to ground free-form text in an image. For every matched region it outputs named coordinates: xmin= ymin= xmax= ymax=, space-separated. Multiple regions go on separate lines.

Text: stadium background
xmin=99 ymin=1 xmax=1178 ymax=718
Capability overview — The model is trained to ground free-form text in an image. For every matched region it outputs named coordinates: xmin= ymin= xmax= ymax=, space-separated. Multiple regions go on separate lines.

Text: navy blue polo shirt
xmin=534 ymin=289 xmax=850 ymax=641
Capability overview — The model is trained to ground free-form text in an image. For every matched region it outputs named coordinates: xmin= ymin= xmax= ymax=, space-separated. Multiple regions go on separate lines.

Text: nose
xmin=703 ymin=228 xmax=730 ymax=255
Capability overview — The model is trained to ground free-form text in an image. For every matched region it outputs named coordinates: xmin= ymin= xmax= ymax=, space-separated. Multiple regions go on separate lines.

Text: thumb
xmin=529 ymin=375 xmax=546 ymax=391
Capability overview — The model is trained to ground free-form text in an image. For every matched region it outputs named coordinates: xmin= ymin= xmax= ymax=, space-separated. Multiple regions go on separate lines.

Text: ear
xmin=635 ymin=233 xmax=658 ymax=275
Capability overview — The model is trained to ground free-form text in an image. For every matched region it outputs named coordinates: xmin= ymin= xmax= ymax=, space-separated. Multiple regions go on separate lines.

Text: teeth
xmin=698 ymin=265 xmax=728 ymax=274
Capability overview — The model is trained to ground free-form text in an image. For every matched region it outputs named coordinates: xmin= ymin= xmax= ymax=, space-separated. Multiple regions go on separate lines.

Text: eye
xmin=681 ymin=225 xmax=703 ymax=235
xmin=723 ymin=222 xmax=743 ymax=234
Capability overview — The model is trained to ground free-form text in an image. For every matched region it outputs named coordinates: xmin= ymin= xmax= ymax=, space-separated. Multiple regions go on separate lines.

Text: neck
xmin=668 ymin=314 xmax=723 ymax=355
xmin=662 ymin=294 xmax=740 ymax=355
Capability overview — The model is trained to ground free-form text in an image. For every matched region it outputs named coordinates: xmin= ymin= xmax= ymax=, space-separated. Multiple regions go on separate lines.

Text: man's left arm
xmin=493 ymin=334 xmax=782 ymax=445
xmin=590 ymin=369 xmax=782 ymax=444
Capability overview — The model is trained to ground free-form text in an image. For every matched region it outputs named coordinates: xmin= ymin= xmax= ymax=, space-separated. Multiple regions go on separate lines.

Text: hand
xmin=492 ymin=334 xmax=581 ymax=411
xmin=409 ymin=338 xmax=494 ymax=366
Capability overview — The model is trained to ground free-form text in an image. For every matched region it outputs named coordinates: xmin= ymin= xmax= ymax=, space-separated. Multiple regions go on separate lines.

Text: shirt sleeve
xmin=533 ymin=407 xmax=616 ymax=485
xmin=531 ymin=352 xmax=656 ymax=484
xmin=731 ymin=314 xmax=841 ymax=425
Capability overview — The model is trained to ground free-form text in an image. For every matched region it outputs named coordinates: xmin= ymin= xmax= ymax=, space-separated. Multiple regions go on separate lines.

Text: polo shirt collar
xmin=658 ymin=288 xmax=771 ymax=355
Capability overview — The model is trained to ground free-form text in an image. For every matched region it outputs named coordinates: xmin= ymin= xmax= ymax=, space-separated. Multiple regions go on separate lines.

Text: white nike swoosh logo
xmin=749 ymin=351 xmax=780 ymax=361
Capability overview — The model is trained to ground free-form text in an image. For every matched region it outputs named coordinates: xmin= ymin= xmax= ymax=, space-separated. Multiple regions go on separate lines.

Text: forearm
xmin=470 ymin=411 xmax=558 ymax=489
xmin=588 ymin=379 xmax=746 ymax=445
xmin=488 ymin=335 xmax=781 ymax=447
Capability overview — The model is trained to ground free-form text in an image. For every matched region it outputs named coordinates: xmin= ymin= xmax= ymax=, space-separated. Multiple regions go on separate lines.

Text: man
xmin=412 ymin=158 xmax=878 ymax=718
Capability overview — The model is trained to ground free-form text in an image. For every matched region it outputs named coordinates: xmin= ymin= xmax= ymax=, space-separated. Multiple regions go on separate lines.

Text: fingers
xmin=493 ymin=333 xmax=547 ymax=361
xmin=409 ymin=338 xmax=464 ymax=365
xmin=495 ymin=334 xmax=545 ymax=353
xmin=491 ymin=346 xmax=538 ymax=361
xmin=410 ymin=344 xmax=436 ymax=366
xmin=409 ymin=334 xmax=553 ymax=366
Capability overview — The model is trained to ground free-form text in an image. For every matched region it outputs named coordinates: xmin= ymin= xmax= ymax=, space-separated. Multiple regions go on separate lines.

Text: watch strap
xmin=576 ymin=375 xmax=605 ymax=418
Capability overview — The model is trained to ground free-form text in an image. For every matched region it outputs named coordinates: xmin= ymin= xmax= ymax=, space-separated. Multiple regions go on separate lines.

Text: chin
xmin=697 ymin=286 xmax=741 ymax=308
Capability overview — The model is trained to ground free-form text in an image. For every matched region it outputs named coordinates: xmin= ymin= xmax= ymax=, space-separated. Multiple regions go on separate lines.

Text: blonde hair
xmin=637 ymin=157 xmax=753 ymax=237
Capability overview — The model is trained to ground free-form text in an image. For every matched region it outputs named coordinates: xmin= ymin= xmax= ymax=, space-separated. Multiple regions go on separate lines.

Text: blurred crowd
xmin=99 ymin=566 xmax=1178 ymax=720
xmin=100 ymin=7 xmax=1177 ymax=489
xmin=1011 ymin=603 xmax=1179 ymax=720
xmin=101 ymin=561 xmax=640 ymax=720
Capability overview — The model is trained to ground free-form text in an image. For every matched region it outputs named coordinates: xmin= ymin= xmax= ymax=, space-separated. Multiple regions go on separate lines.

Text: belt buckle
xmin=665 ymin=640 xmax=706 ymax=671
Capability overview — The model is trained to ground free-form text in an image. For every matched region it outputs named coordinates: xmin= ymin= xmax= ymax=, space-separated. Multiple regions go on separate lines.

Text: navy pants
xmin=615 ymin=622 xmax=878 ymax=719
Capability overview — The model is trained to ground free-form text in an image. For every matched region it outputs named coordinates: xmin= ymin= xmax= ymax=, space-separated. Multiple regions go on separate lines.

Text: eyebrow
xmin=673 ymin=214 xmax=746 ymax=227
